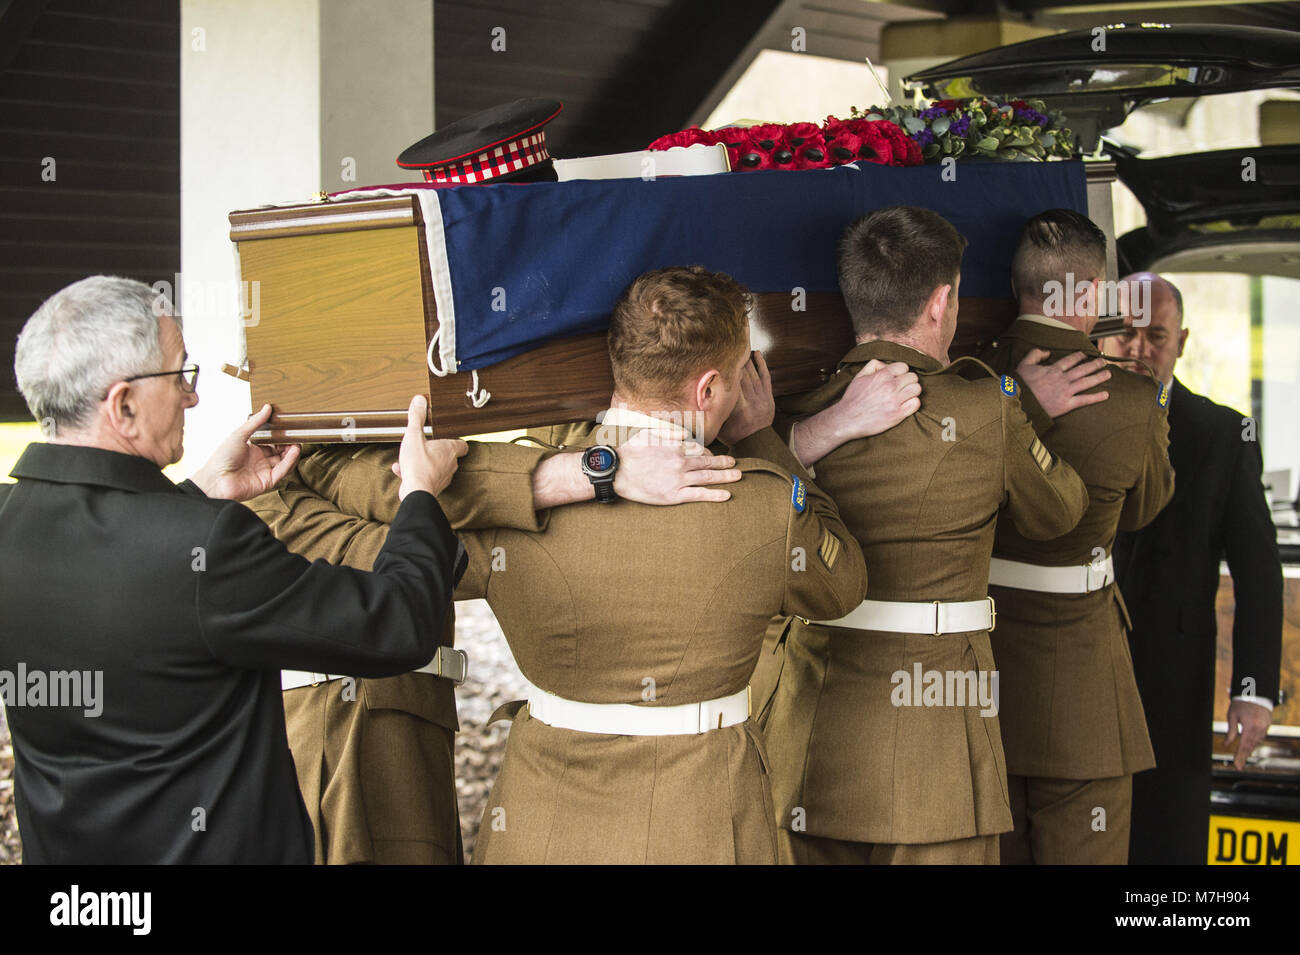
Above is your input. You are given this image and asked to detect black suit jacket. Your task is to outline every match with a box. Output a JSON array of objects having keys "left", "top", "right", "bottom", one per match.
[
  {"left": 1113, "top": 378, "right": 1283, "bottom": 862},
  {"left": 0, "top": 443, "right": 464, "bottom": 864}
]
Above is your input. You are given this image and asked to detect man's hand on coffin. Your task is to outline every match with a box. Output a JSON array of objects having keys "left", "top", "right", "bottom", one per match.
[
  {"left": 1015, "top": 349, "right": 1110, "bottom": 419},
  {"left": 716, "top": 350, "right": 776, "bottom": 447},
  {"left": 613, "top": 431, "right": 742, "bottom": 505},
  {"left": 392, "top": 395, "right": 469, "bottom": 500},
  {"left": 789, "top": 360, "right": 920, "bottom": 467},
  {"left": 189, "top": 403, "right": 301, "bottom": 501}
]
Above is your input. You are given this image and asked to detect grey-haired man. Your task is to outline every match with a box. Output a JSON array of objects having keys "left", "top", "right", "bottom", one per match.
[{"left": 1, "top": 274, "right": 467, "bottom": 863}]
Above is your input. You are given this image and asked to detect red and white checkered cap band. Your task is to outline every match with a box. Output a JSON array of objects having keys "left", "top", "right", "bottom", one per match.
[{"left": 425, "top": 132, "right": 550, "bottom": 184}]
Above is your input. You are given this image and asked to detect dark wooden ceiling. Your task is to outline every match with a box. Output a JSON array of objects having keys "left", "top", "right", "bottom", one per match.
[
  {"left": 434, "top": 0, "right": 785, "bottom": 159},
  {"left": 0, "top": 0, "right": 180, "bottom": 422}
]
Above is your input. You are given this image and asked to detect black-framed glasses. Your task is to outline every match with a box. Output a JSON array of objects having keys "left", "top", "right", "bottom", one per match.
[{"left": 124, "top": 364, "right": 200, "bottom": 393}]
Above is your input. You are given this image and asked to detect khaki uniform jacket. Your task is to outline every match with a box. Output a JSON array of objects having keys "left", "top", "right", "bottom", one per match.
[
  {"left": 250, "top": 442, "right": 552, "bottom": 733},
  {"left": 762, "top": 340, "right": 1090, "bottom": 845},
  {"left": 464, "top": 425, "right": 866, "bottom": 864},
  {"left": 979, "top": 317, "right": 1174, "bottom": 779},
  {"left": 264, "top": 427, "right": 867, "bottom": 864},
  {"left": 246, "top": 441, "right": 553, "bottom": 862}
]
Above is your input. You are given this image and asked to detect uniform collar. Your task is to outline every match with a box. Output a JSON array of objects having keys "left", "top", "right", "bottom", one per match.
[
  {"left": 1003, "top": 315, "right": 1098, "bottom": 355},
  {"left": 597, "top": 406, "right": 696, "bottom": 440},
  {"left": 8, "top": 443, "right": 180, "bottom": 495},
  {"left": 840, "top": 339, "right": 945, "bottom": 373},
  {"left": 1017, "top": 312, "right": 1077, "bottom": 332}
]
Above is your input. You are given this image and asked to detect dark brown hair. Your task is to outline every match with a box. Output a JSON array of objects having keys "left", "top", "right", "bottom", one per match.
[
  {"left": 1011, "top": 208, "right": 1107, "bottom": 303},
  {"left": 837, "top": 206, "right": 967, "bottom": 338},
  {"left": 608, "top": 266, "right": 751, "bottom": 401}
]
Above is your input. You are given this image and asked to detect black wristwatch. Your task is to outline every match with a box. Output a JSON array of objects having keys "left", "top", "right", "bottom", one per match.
[{"left": 581, "top": 445, "right": 619, "bottom": 503}]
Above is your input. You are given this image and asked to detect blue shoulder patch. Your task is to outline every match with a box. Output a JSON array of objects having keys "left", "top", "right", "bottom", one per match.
[
  {"left": 1157, "top": 381, "right": 1169, "bottom": 409},
  {"left": 1000, "top": 375, "right": 1019, "bottom": 398},
  {"left": 791, "top": 475, "right": 807, "bottom": 513}
]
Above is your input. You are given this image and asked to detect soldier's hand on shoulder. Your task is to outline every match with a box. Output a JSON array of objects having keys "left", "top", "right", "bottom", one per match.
[
  {"left": 615, "top": 431, "right": 740, "bottom": 504},
  {"left": 717, "top": 350, "right": 775, "bottom": 447},
  {"left": 1016, "top": 349, "right": 1111, "bottom": 419},
  {"left": 840, "top": 360, "right": 920, "bottom": 438},
  {"left": 788, "top": 360, "right": 919, "bottom": 467},
  {"left": 393, "top": 395, "right": 468, "bottom": 499}
]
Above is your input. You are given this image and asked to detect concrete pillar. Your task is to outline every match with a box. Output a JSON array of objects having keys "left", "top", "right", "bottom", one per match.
[{"left": 178, "top": 0, "right": 433, "bottom": 470}]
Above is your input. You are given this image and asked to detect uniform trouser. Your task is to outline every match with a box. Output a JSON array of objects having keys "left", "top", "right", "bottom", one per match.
[
  {"left": 782, "top": 829, "right": 999, "bottom": 865},
  {"left": 1001, "top": 773, "right": 1132, "bottom": 865},
  {"left": 284, "top": 682, "right": 463, "bottom": 865}
]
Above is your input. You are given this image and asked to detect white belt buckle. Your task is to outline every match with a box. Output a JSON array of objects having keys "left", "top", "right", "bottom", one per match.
[
  {"left": 931, "top": 600, "right": 943, "bottom": 636},
  {"left": 696, "top": 685, "right": 751, "bottom": 733},
  {"left": 986, "top": 595, "right": 996, "bottom": 634},
  {"left": 435, "top": 647, "right": 469, "bottom": 686}
]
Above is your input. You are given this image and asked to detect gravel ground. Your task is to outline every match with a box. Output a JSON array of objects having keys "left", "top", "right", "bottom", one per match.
[
  {"left": 453, "top": 599, "right": 527, "bottom": 860},
  {"left": 0, "top": 600, "right": 525, "bottom": 866},
  {"left": 1, "top": 705, "right": 17, "bottom": 865}
]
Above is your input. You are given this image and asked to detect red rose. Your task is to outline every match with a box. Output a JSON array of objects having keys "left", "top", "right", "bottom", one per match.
[
  {"left": 824, "top": 131, "right": 862, "bottom": 164},
  {"left": 901, "top": 135, "right": 922, "bottom": 166},
  {"left": 732, "top": 145, "right": 773, "bottom": 171},
  {"left": 855, "top": 124, "right": 894, "bottom": 165},
  {"left": 794, "top": 140, "right": 831, "bottom": 169},
  {"left": 646, "top": 127, "right": 718, "bottom": 150},
  {"left": 829, "top": 117, "right": 875, "bottom": 140},
  {"left": 745, "top": 123, "right": 789, "bottom": 151},
  {"left": 707, "top": 127, "right": 747, "bottom": 170},
  {"left": 933, "top": 99, "right": 961, "bottom": 112},
  {"left": 872, "top": 120, "right": 923, "bottom": 167},
  {"left": 786, "top": 121, "right": 822, "bottom": 146}
]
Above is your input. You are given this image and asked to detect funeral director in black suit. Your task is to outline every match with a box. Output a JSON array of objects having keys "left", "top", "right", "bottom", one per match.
[
  {"left": 1108, "top": 272, "right": 1283, "bottom": 865},
  {"left": 1, "top": 275, "right": 468, "bottom": 864}
]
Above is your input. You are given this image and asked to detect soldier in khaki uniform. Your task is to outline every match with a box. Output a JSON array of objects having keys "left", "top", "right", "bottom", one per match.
[
  {"left": 249, "top": 441, "right": 546, "bottom": 864},
  {"left": 249, "top": 408, "right": 746, "bottom": 864},
  {"left": 760, "top": 206, "right": 1091, "bottom": 865},
  {"left": 977, "top": 209, "right": 1175, "bottom": 865},
  {"left": 261, "top": 266, "right": 878, "bottom": 863}
]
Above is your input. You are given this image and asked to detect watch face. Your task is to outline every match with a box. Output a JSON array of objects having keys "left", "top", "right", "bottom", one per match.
[{"left": 584, "top": 446, "right": 616, "bottom": 475}]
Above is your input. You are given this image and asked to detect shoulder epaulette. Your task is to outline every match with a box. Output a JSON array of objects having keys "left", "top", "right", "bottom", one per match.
[
  {"left": 1102, "top": 354, "right": 1160, "bottom": 377},
  {"left": 924, "top": 355, "right": 999, "bottom": 380}
]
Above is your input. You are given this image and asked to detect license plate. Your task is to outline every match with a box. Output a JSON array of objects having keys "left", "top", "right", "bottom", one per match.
[{"left": 1208, "top": 815, "right": 1299, "bottom": 865}]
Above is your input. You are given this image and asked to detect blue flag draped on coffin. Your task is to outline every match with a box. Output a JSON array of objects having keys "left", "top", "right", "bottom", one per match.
[{"left": 425, "top": 160, "right": 1087, "bottom": 372}]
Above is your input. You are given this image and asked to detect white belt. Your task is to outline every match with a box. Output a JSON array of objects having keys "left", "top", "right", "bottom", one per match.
[
  {"left": 526, "top": 685, "right": 750, "bottom": 736},
  {"left": 989, "top": 555, "right": 1114, "bottom": 594},
  {"left": 814, "top": 597, "right": 995, "bottom": 635},
  {"left": 280, "top": 646, "right": 468, "bottom": 692}
]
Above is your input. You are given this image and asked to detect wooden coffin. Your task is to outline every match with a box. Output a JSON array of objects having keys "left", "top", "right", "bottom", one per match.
[{"left": 229, "top": 163, "right": 1116, "bottom": 443}]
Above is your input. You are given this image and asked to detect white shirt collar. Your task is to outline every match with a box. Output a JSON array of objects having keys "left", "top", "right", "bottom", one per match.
[
  {"left": 595, "top": 406, "right": 698, "bottom": 442},
  {"left": 1017, "top": 312, "right": 1080, "bottom": 332}
]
